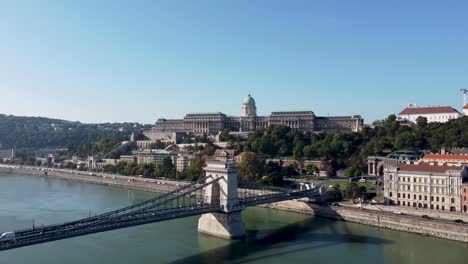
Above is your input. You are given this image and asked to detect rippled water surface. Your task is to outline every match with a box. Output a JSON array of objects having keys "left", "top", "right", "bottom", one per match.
[{"left": 1, "top": 173, "right": 468, "bottom": 264}]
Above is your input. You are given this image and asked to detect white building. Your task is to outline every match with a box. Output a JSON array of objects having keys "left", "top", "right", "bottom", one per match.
[
  {"left": 384, "top": 162, "right": 468, "bottom": 212},
  {"left": 463, "top": 104, "right": 468, "bottom": 116},
  {"left": 175, "top": 154, "right": 195, "bottom": 172},
  {"left": 398, "top": 106, "right": 462, "bottom": 123}
]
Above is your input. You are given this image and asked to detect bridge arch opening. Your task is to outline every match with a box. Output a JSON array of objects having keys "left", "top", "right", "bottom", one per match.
[{"left": 210, "top": 181, "right": 221, "bottom": 206}]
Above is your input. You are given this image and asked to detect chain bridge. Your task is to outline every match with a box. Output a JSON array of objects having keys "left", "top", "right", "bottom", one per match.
[{"left": 0, "top": 158, "right": 320, "bottom": 251}]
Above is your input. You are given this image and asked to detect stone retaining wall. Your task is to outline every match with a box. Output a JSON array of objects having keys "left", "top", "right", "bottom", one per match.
[
  {"left": 262, "top": 200, "right": 468, "bottom": 243},
  {"left": 0, "top": 167, "right": 180, "bottom": 193}
]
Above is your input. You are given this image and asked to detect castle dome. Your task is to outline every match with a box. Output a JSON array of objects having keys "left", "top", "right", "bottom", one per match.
[{"left": 243, "top": 94, "right": 256, "bottom": 106}]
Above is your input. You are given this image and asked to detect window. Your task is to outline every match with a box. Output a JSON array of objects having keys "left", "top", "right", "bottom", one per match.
[
  {"left": 419, "top": 195, "right": 422, "bottom": 200},
  {"left": 424, "top": 195, "right": 427, "bottom": 200},
  {"left": 389, "top": 192, "right": 393, "bottom": 197},
  {"left": 430, "top": 204, "right": 434, "bottom": 209},
  {"left": 414, "top": 194, "right": 416, "bottom": 199},
  {"left": 403, "top": 193, "right": 406, "bottom": 198},
  {"left": 398, "top": 193, "right": 401, "bottom": 198},
  {"left": 413, "top": 203, "right": 417, "bottom": 207},
  {"left": 436, "top": 205, "right": 439, "bottom": 210},
  {"left": 442, "top": 206, "right": 445, "bottom": 211},
  {"left": 451, "top": 198, "right": 455, "bottom": 203},
  {"left": 414, "top": 178, "right": 416, "bottom": 183},
  {"left": 403, "top": 201, "right": 406, "bottom": 206},
  {"left": 436, "top": 197, "right": 439, "bottom": 202},
  {"left": 442, "top": 197, "right": 445, "bottom": 203},
  {"left": 397, "top": 201, "right": 401, "bottom": 205},
  {"left": 431, "top": 196, "right": 434, "bottom": 201}
]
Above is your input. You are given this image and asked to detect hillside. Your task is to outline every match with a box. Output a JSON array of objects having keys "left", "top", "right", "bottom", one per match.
[{"left": 0, "top": 114, "right": 152, "bottom": 149}]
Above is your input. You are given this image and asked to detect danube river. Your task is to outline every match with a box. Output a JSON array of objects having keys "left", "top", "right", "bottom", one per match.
[{"left": 1, "top": 173, "right": 468, "bottom": 264}]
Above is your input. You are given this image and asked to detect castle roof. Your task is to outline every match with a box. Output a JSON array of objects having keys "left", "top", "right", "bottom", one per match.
[
  {"left": 243, "top": 94, "right": 256, "bottom": 106},
  {"left": 399, "top": 106, "right": 460, "bottom": 115}
]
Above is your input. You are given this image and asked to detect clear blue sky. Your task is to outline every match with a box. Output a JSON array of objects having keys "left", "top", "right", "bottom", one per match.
[{"left": 1, "top": 0, "right": 467, "bottom": 124}]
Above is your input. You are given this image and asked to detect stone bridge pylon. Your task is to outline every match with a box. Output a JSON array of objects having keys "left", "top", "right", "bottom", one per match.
[{"left": 197, "top": 158, "right": 246, "bottom": 239}]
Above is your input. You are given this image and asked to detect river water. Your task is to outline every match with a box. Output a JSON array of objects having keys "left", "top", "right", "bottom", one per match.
[{"left": 1, "top": 173, "right": 468, "bottom": 264}]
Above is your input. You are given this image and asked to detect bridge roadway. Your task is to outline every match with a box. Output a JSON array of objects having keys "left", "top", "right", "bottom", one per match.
[{"left": 0, "top": 187, "right": 319, "bottom": 251}]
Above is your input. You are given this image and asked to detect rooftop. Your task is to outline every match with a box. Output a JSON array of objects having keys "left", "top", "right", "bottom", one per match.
[
  {"left": 185, "top": 112, "right": 226, "bottom": 117},
  {"left": 422, "top": 154, "right": 468, "bottom": 162},
  {"left": 399, "top": 106, "right": 461, "bottom": 115},
  {"left": 398, "top": 162, "right": 464, "bottom": 173},
  {"left": 270, "top": 111, "right": 314, "bottom": 115},
  {"left": 243, "top": 94, "right": 256, "bottom": 106}
]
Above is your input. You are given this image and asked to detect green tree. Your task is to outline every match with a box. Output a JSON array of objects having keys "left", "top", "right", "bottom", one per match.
[
  {"left": 185, "top": 156, "right": 205, "bottom": 181},
  {"left": 306, "top": 164, "right": 319, "bottom": 175},
  {"left": 416, "top": 116, "right": 428, "bottom": 128},
  {"left": 161, "top": 156, "right": 175, "bottom": 178},
  {"left": 345, "top": 166, "right": 361, "bottom": 177},
  {"left": 292, "top": 141, "right": 304, "bottom": 161},
  {"left": 238, "top": 152, "right": 265, "bottom": 182},
  {"left": 116, "top": 161, "right": 128, "bottom": 174},
  {"left": 102, "top": 164, "right": 117, "bottom": 173}
]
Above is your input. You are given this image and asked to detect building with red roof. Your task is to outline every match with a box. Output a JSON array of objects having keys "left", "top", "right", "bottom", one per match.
[
  {"left": 421, "top": 154, "right": 468, "bottom": 165},
  {"left": 384, "top": 162, "right": 468, "bottom": 212},
  {"left": 398, "top": 106, "right": 462, "bottom": 124}
]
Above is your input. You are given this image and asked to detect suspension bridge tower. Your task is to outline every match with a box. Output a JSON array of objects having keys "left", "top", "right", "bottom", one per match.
[{"left": 197, "top": 156, "right": 246, "bottom": 239}]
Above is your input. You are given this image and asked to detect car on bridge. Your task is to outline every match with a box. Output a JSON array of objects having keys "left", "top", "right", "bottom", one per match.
[{"left": 0, "top": 232, "right": 15, "bottom": 243}]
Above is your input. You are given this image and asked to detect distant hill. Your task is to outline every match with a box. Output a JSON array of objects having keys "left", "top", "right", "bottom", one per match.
[{"left": 0, "top": 114, "right": 152, "bottom": 149}]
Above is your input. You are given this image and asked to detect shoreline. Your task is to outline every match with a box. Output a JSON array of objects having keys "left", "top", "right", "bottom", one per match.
[
  {"left": 0, "top": 166, "right": 182, "bottom": 193},
  {"left": 2, "top": 165, "right": 468, "bottom": 243}
]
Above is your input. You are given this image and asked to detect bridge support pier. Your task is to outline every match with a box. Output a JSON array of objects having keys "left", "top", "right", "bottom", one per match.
[
  {"left": 198, "top": 212, "right": 245, "bottom": 239},
  {"left": 197, "top": 158, "right": 246, "bottom": 239}
]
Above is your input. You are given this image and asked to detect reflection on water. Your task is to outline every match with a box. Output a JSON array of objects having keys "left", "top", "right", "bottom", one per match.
[{"left": 1, "top": 173, "right": 468, "bottom": 264}]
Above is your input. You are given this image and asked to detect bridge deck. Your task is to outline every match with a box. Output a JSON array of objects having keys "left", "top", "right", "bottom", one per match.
[{"left": 0, "top": 183, "right": 318, "bottom": 251}]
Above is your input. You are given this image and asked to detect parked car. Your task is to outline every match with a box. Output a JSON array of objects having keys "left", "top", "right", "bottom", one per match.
[
  {"left": 393, "top": 211, "right": 404, "bottom": 215},
  {"left": 454, "top": 219, "right": 464, "bottom": 224},
  {"left": 421, "top": 215, "right": 431, "bottom": 219}
]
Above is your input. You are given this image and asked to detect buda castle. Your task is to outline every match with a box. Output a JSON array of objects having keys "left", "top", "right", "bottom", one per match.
[{"left": 153, "top": 95, "right": 363, "bottom": 134}]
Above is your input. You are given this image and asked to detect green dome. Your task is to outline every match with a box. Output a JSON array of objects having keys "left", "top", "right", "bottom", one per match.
[{"left": 243, "top": 94, "right": 256, "bottom": 106}]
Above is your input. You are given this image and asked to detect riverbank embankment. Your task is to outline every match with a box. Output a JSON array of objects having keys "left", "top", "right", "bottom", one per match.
[
  {"left": 0, "top": 166, "right": 182, "bottom": 193},
  {"left": 262, "top": 200, "right": 468, "bottom": 243}
]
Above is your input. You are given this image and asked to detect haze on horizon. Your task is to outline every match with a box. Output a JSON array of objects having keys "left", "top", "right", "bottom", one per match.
[{"left": 1, "top": 0, "right": 467, "bottom": 124}]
